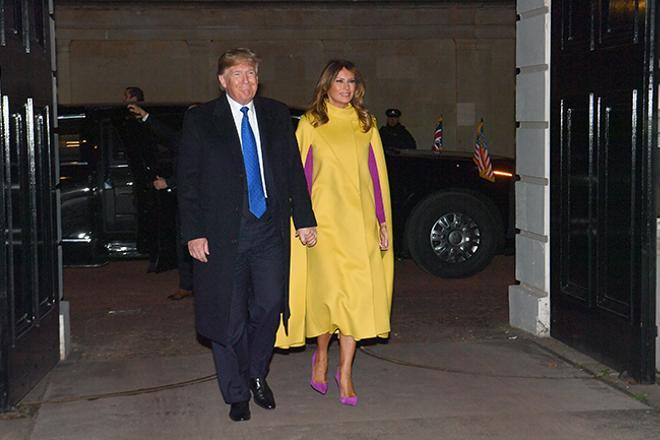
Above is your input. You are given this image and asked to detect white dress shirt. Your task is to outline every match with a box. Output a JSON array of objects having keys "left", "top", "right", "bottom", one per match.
[{"left": 225, "top": 94, "right": 268, "bottom": 198}]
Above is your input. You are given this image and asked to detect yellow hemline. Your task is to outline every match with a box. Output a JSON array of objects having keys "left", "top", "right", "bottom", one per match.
[
  {"left": 306, "top": 329, "right": 391, "bottom": 342},
  {"left": 274, "top": 342, "right": 307, "bottom": 350}
]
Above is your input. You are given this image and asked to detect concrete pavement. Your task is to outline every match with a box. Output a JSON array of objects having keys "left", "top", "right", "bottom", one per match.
[
  {"left": 17, "top": 336, "right": 660, "bottom": 439},
  {"left": 2, "top": 257, "right": 659, "bottom": 439}
]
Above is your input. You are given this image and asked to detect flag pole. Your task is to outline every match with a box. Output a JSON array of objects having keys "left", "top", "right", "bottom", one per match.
[{"left": 476, "top": 118, "right": 484, "bottom": 136}]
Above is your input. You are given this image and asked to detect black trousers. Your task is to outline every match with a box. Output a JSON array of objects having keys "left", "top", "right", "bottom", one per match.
[{"left": 211, "top": 214, "right": 286, "bottom": 404}]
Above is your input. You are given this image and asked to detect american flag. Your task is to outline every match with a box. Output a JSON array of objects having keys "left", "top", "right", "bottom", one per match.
[
  {"left": 473, "top": 120, "right": 495, "bottom": 182},
  {"left": 432, "top": 116, "right": 443, "bottom": 152}
]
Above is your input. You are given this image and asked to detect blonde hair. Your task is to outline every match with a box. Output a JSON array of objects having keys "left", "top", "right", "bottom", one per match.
[
  {"left": 307, "top": 59, "right": 373, "bottom": 132},
  {"left": 217, "top": 48, "right": 261, "bottom": 75}
]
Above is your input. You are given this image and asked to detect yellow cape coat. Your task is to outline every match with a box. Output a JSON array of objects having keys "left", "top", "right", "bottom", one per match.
[{"left": 275, "top": 103, "right": 394, "bottom": 348}]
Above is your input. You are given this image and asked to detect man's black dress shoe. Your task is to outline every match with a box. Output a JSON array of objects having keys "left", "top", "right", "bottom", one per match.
[
  {"left": 229, "top": 401, "right": 251, "bottom": 422},
  {"left": 250, "top": 378, "right": 276, "bottom": 409}
]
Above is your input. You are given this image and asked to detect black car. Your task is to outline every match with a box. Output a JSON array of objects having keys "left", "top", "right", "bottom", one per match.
[
  {"left": 59, "top": 105, "right": 514, "bottom": 278},
  {"left": 58, "top": 104, "right": 186, "bottom": 269},
  {"left": 384, "top": 149, "right": 514, "bottom": 278}
]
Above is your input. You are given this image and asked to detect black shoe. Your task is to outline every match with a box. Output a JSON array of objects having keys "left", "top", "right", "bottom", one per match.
[
  {"left": 250, "top": 377, "right": 276, "bottom": 409},
  {"left": 229, "top": 401, "right": 251, "bottom": 422}
]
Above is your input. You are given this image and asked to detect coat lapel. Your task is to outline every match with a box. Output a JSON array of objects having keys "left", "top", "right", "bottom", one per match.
[
  {"left": 211, "top": 94, "right": 243, "bottom": 168},
  {"left": 253, "top": 97, "right": 272, "bottom": 162}
]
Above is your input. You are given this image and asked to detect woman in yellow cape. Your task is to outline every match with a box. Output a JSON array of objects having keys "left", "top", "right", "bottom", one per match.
[{"left": 275, "top": 59, "right": 394, "bottom": 406}]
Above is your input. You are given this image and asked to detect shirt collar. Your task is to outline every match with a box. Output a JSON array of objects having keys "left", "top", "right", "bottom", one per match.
[{"left": 225, "top": 93, "right": 255, "bottom": 115}]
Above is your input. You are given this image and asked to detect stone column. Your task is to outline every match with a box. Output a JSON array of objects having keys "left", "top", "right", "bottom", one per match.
[
  {"left": 656, "top": 220, "right": 660, "bottom": 370},
  {"left": 508, "top": 0, "right": 550, "bottom": 336}
]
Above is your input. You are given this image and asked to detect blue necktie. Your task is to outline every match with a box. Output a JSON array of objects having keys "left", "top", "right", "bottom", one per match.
[{"left": 240, "top": 106, "right": 266, "bottom": 218}]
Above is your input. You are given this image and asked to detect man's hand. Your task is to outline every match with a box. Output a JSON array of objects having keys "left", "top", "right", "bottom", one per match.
[
  {"left": 153, "top": 176, "right": 168, "bottom": 190},
  {"left": 188, "top": 238, "right": 209, "bottom": 262},
  {"left": 379, "top": 223, "right": 389, "bottom": 251},
  {"left": 297, "top": 227, "right": 317, "bottom": 247},
  {"left": 127, "top": 103, "right": 148, "bottom": 120}
]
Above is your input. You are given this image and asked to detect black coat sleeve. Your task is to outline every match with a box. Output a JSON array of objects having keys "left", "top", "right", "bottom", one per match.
[
  {"left": 144, "top": 115, "right": 182, "bottom": 187},
  {"left": 145, "top": 115, "right": 182, "bottom": 153},
  {"left": 403, "top": 127, "right": 417, "bottom": 149},
  {"left": 283, "top": 107, "right": 316, "bottom": 230},
  {"left": 177, "top": 109, "right": 205, "bottom": 242}
]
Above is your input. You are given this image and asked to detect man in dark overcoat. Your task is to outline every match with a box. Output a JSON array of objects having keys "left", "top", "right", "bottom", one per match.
[{"left": 177, "top": 48, "right": 317, "bottom": 422}]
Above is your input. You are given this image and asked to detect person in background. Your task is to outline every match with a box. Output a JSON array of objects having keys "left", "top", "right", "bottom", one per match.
[
  {"left": 379, "top": 108, "right": 416, "bottom": 151},
  {"left": 275, "top": 59, "right": 394, "bottom": 408},
  {"left": 127, "top": 102, "right": 194, "bottom": 300},
  {"left": 177, "top": 48, "right": 317, "bottom": 422},
  {"left": 123, "top": 86, "right": 144, "bottom": 103},
  {"left": 120, "top": 86, "right": 157, "bottom": 255}
]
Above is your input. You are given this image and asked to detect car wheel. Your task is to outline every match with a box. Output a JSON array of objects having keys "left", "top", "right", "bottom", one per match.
[{"left": 405, "top": 192, "right": 498, "bottom": 278}]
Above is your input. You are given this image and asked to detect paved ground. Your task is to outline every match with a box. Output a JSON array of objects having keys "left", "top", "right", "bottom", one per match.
[
  {"left": 2, "top": 256, "right": 660, "bottom": 439},
  {"left": 61, "top": 256, "right": 512, "bottom": 361}
]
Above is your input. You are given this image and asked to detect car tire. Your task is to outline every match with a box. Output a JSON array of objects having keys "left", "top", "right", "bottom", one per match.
[{"left": 405, "top": 192, "right": 498, "bottom": 278}]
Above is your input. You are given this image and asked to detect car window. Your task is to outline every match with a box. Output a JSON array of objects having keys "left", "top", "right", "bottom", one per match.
[
  {"left": 58, "top": 113, "right": 88, "bottom": 163},
  {"left": 59, "top": 106, "right": 187, "bottom": 184},
  {"left": 58, "top": 113, "right": 98, "bottom": 183}
]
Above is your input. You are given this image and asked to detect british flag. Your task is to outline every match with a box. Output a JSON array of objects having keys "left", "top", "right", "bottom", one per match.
[
  {"left": 432, "top": 116, "right": 443, "bottom": 152},
  {"left": 473, "top": 120, "right": 495, "bottom": 182}
]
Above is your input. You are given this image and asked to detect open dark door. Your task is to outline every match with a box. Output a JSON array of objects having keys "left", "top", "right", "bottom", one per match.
[
  {"left": 0, "top": 0, "right": 60, "bottom": 410},
  {"left": 105, "top": 110, "right": 177, "bottom": 272},
  {"left": 100, "top": 116, "right": 144, "bottom": 247},
  {"left": 550, "top": 0, "right": 657, "bottom": 382}
]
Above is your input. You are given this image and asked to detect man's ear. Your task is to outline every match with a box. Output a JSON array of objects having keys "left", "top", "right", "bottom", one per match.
[{"left": 218, "top": 74, "right": 226, "bottom": 90}]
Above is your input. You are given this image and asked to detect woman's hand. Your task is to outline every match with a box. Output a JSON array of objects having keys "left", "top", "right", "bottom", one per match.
[
  {"left": 297, "top": 227, "right": 318, "bottom": 247},
  {"left": 379, "top": 223, "right": 389, "bottom": 251}
]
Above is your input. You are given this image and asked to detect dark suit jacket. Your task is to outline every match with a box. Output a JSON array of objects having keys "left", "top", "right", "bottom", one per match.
[
  {"left": 379, "top": 123, "right": 417, "bottom": 150},
  {"left": 144, "top": 115, "right": 181, "bottom": 188},
  {"left": 177, "top": 94, "right": 316, "bottom": 343}
]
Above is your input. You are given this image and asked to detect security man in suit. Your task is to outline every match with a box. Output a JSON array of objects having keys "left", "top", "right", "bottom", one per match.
[
  {"left": 177, "top": 48, "right": 317, "bottom": 422},
  {"left": 379, "top": 108, "right": 417, "bottom": 151},
  {"left": 127, "top": 102, "right": 195, "bottom": 300}
]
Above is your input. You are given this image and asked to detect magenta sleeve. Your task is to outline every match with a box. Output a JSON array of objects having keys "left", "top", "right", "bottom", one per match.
[
  {"left": 304, "top": 145, "right": 313, "bottom": 195},
  {"left": 368, "top": 144, "right": 386, "bottom": 224}
]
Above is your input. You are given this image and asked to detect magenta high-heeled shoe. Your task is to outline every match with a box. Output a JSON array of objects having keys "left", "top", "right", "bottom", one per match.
[
  {"left": 310, "top": 352, "right": 328, "bottom": 395},
  {"left": 334, "top": 369, "right": 358, "bottom": 406}
]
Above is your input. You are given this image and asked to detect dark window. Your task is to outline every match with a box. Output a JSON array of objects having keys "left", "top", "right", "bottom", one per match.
[
  {"left": 12, "top": 0, "right": 22, "bottom": 38},
  {"left": 58, "top": 114, "right": 98, "bottom": 183},
  {"left": 1, "top": 0, "right": 6, "bottom": 46},
  {"left": 58, "top": 114, "right": 87, "bottom": 162},
  {"left": 31, "top": 0, "right": 44, "bottom": 47}
]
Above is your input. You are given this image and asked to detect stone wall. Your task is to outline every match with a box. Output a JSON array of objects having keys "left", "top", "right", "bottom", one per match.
[
  {"left": 508, "top": 0, "right": 549, "bottom": 336},
  {"left": 55, "top": 1, "right": 515, "bottom": 155}
]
